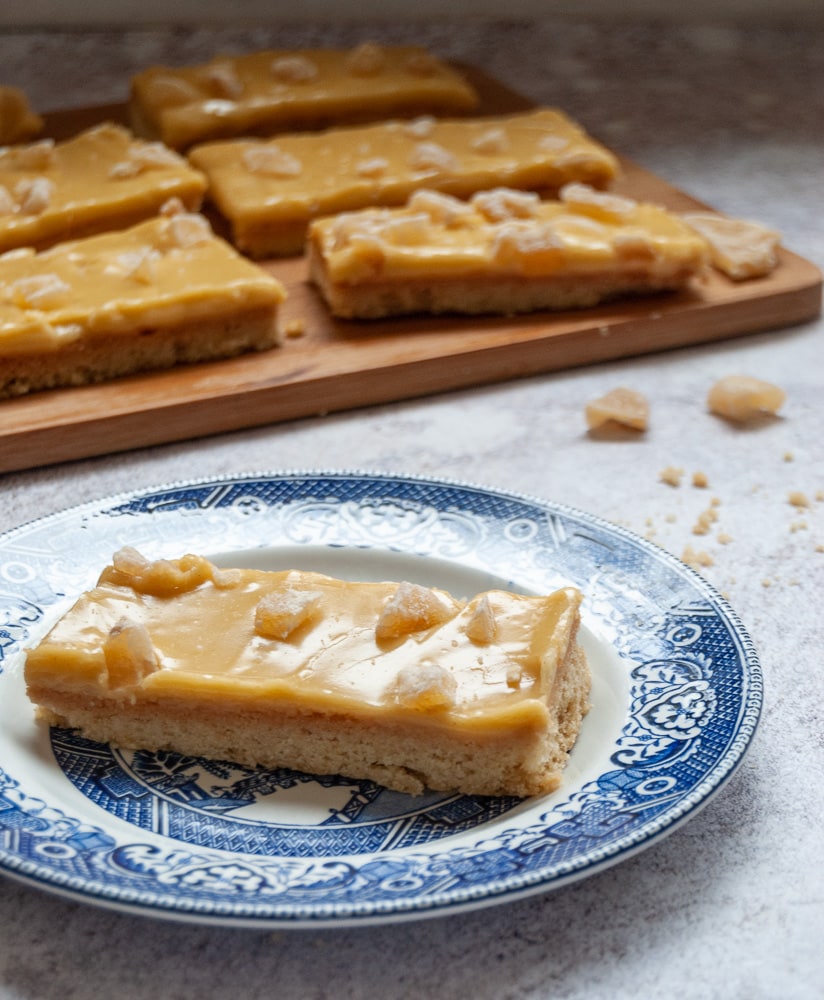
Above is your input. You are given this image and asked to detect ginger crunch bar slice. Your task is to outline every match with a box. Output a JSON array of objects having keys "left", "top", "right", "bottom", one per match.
[
  {"left": 0, "top": 212, "right": 285, "bottom": 399},
  {"left": 188, "top": 108, "right": 619, "bottom": 258},
  {"left": 130, "top": 43, "right": 479, "bottom": 151},
  {"left": 0, "top": 123, "right": 207, "bottom": 255},
  {"left": 24, "top": 549, "right": 591, "bottom": 798},
  {"left": 307, "top": 184, "right": 710, "bottom": 319}
]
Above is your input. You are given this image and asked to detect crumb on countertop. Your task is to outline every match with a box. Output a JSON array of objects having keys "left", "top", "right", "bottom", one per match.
[
  {"left": 659, "top": 466, "right": 684, "bottom": 487},
  {"left": 283, "top": 317, "right": 306, "bottom": 338},
  {"left": 788, "top": 491, "right": 810, "bottom": 508},
  {"left": 682, "top": 544, "right": 714, "bottom": 568}
]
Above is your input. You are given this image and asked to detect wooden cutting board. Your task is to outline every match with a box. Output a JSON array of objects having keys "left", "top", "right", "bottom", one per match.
[{"left": 1, "top": 66, "right": 820, "bottom": 474}]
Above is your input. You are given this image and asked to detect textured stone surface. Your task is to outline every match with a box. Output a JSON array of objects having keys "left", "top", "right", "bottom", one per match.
[{"left": 0, "top": 18, "right": 821, "bottom": 1000}]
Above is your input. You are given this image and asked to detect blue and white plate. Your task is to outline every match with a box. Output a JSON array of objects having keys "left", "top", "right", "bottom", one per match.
[{"left": 0, "top": 471, "right": 761, "bottom": 927}]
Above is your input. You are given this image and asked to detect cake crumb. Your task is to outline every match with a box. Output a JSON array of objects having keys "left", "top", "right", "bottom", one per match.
[
  {"left": 790, "top": 520, "right": 808, "bottom": 533},
  {"left": 660, "top": 466, "right": 684, "bottom": 487},
  {"left": 682, "top": 544, "right": 714, "bottom": 568},
  {"left": 283, "top": 317, "right": 306, "bottom": 338},
  {"left": 761, "top": 578, "right": 772, "bottom": 588},
  {"left": 717, "top": 532, "right": 733, "bottom": 544},
  {"left": 783, "top": 451, "right": 794, "bottom": 462},
  {"left": 692, "top": 471, "right": 709, "bottom": 488},
  {"left": 692, "top": 507, "right": 719, "bottom": 535},
  {"left": 788, "top": 491, "right": 810, "bottom": 508}
]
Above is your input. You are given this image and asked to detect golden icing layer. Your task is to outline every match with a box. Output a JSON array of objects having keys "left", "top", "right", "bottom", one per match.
[
  {"left": 0, "top": 212, "right": 285, "bottom": 356},
  {"left": 25, "top": 549, "right": 583, "bottom": 734},
  {"left": 0, "top": 123, "right": 207, "bottom": 254},
  {"left": 189, "top": 108, "right": 619, "bottom": 257},
  {"left": 131, "top": 44, "right": 479, "bottom": 150},
  {"left": 309, "top": 183, "right": 710, "bottom": 285}
]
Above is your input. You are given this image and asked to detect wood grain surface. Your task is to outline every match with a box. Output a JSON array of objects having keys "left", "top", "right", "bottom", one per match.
[{"left": 1, "top": 65, "right": 820, "bottom": 474}]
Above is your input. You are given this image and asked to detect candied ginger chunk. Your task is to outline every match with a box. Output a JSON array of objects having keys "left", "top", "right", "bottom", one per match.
[
  {"left": 0, "top": 185, "right": 15, "bottom": 215},
  {"left": 707, "top": 375, "right": 785, "bottom": 421},
  {"left": 465, "top": 595, "right": 497, "bottom": 644},
  {"left": 586, "top": 387, "right": 649, "bottom": 431},
  {"left": 471, "top": 127, "right": 510, "bottom": 155},
  {"left": 408, "top": 141, "right": 458, "bottom": 173},
  {"left": 144, "top": 75, "right": 201, "bottom": 107},
  {"left": 375, "top": 581, "right": 458, "bottom": 642},
  {"left": 355, "top": 157, "right": 389, "bottom": 178},
  {"left": 164, "top": 212, "right": 213, "bottom": 249},
  {"left": 242, "top": 144, "right": 303, "bottom": 178},
  {"left": 255, "top": 588, "right": 322, "bottom": 641},
  {"left": 560, "top": 183, "right": 636, "bottom": 222},
  {"left": 407, "top": 189, "right": 474, "bottom": 226},
  {"left": 473, "top": 188, "right": 540, "bottom": 222},
  {"left": 402, "top": 116, "right": 435, "bottom": 139},
  {"left": 681, "top": 212, "right": 779, "bottom": 280},
  {"left": 392, "top": 661, "right": 457, "bottom": 711},
  {"left": 0, "top": 86, "right": 43, "bottom": 145},
  {"left": 102, "top": 618, "right": 160, "bottom": 690},
  {"left": 346, "top": 42, "right": 387, "bottom": 77},
  {"left": 3, "top": 139, "right": 55, "bottom": 171},
  {"left": 204, "top": 62, "right": 244, "bottom": 99},
  {"left": 104, "top": 548, "right": 214, "bottom": 596},
  {"left": 16, "top": 177, "right": 54, "bottom": 215},
  {"left": 271, "top": 55, "right": 318, "bottom": 83},
  {"left": 8, "top": 273, "right": 71, "bottom": 309}
]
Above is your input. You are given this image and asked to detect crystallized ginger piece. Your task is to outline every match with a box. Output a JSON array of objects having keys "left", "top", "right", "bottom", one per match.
[
  {"left": 0, "top": 87, "right": 43, "bottom": 145},
  {"left": 708, "top": 375, "right": 785, "bottom": 422},
  {"left": 103, "top": 546, "right": 214, "bottom": 596},
  {"left": 681, "top": 211, "right": 779, "bottom": 280},
  {"left": 242, "top": 145, "right": 303, "bottom": 178},
  {"left": 465, "top": 594, "right": 497, "bottom": 644},
  {"left": 375, "top": 581, "right": 459, "bottom": 642},
  {"left": 255, "top": 588, "right": 322, "bottom": 641},
  {"left": 346, "top": 42, "right": 386, "bottom": 77},
  {"left": 392, "top": 661, "right": 457, "bottom": 711},
  {"left": 586, "top": 387, "right": 649, "bottom": 431},
  {"left": 102, "top": 618, "right": 160, "bottom": 690}
]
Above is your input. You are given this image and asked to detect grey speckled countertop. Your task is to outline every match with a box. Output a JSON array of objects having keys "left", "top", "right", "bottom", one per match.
[{"left": 0, "top": 19, "right": 822, "bottom": 1000}]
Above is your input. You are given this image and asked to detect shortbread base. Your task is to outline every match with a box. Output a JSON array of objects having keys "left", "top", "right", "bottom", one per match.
[
  {"left": 30, "top": 644, "right": 590, "bottom": 798},
  {"left": 0, "top": 304, "right": 280, "bottom": 399}
]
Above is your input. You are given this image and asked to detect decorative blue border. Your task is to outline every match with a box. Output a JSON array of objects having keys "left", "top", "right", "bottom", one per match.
[{"left": 0, "top": 471, "right": 762, "bottom": 926}]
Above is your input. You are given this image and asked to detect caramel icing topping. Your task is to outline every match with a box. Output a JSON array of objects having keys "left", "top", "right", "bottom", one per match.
[
  {"left": 25, "top": 550, "right": 583, "bottom": 732},
  {"left": 131, "top": 45, "right": 479, "bottom": 150},
  {"left": 0, "top": 213, "right": 285, "bottom": 355},
  {"left": 309, "top": 183, "right": 710, "bottom": 283},
  {"left": 0, "top": 123, "right": 207, "bottom": 254},
  {"left": 189, "top": 108, "right": 619, "bottom": 244}
]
